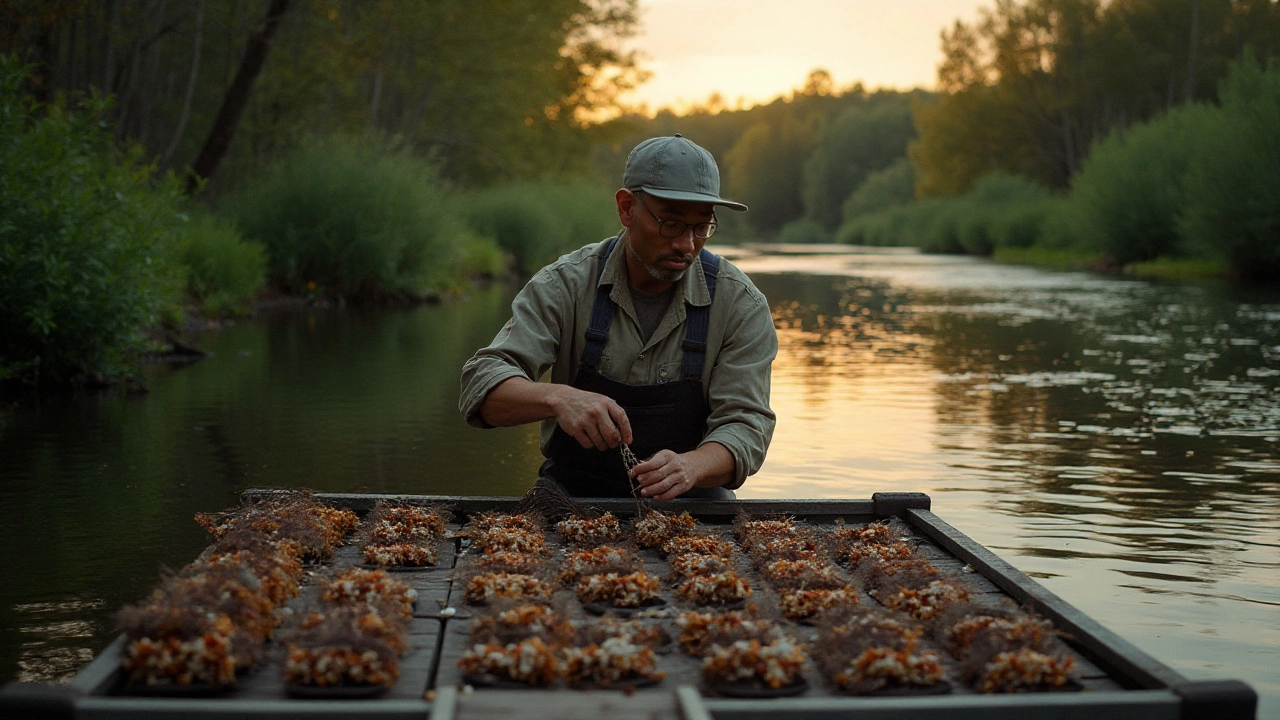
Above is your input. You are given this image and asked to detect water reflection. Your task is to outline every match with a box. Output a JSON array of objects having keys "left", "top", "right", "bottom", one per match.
[
  {"left": 12, "top": 599, "right": 104, "bottom": 684},
  {"left": 736, "top": 248, "right": 1279, "bottom": 716},
  {"left": 1, "top": 247, "right": 1277, "bottom": 716}
]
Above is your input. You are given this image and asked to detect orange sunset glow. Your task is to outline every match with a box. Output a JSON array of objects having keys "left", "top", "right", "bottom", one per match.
[{"left": 625, "top": 0, "right": 992, "bottom": 112}]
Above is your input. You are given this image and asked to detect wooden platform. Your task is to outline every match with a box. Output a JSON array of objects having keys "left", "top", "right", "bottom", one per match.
[{"left": 0, "top": 492, "right": 1258, "bottom": 720}]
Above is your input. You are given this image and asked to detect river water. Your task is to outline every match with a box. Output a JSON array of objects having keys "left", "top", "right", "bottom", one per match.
[{"left": 1, "top": 245, "right": 1276, "bottom": 715}]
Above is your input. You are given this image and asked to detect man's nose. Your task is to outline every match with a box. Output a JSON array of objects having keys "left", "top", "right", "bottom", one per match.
[{"left": 671, "top": 229, "right": 696, "bottom": 254}]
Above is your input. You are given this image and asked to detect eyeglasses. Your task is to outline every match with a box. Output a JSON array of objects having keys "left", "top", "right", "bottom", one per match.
[{"left": 636, "top": 193, "right": 718, "bottom": 240}]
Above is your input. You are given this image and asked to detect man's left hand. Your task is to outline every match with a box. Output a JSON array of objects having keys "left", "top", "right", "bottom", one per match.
[
  {"left": 631, "top": 442, "right": 736, "bottom": 501},
  {"left": 631, "top": 449, "right": 696, "bottom": 502}
]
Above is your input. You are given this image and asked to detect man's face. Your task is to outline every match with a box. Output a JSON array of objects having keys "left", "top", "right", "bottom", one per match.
[{"left": 617, "top": 190, "right": 716, "bottom": 291}]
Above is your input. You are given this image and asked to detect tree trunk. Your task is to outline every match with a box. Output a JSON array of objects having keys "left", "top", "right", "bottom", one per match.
[
  {"left": 100, "top": 0, "right": 117, "bottom": 91},
  {"left": 1184, "top": 0, "right": 1200, "bottom": 103},
  {"left": 370, "top": 69, "right": 383, "bottom": 128},
  {"left": 29, "top": 24, "right": 55, "bottom": 103},
  {"left": 185, "top": 0, "right": 290, "bottom": 193},
  {"left": 163, "top": 0, "right": 204, "bottom": 168},
  {"left": 138, "top": 0, "right": 171, "bottom": 146}
]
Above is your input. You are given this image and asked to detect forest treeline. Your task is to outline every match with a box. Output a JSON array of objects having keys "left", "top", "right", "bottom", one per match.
[
  {"left": 1, "top": 0, "right": 646, "bottom": 185},
  {"left": 854, "top": 0, "right": 1280, "bottom": 283},
  {"left": 3, "top": 0, "right": 1280, "bottom": 387},
  {"left": 1, "top": 0, "right": 641, "bottom": 385},
  {"left": 598, "top": 71, "right": 926, "bottom": 241},
  {"left": 602, "top": 0, "right": 1280, "bottom": 281}
]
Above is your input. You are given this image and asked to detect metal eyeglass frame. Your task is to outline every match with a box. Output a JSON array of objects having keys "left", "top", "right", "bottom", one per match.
[{"left": 634, "top": 192, "right": 718, "bottom": 240}]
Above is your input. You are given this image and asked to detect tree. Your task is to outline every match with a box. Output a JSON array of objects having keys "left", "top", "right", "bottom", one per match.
[
  {"left": 799, "top": 68, "right": 835, "bottom": 97},
  {"left": 186, "top": 0, "right": 291, "bottom": 192},
  {"left": 0, "top": 0, "right": 645, "bottom": 187},
  {"left": 1181, "top": 57, "right": 1280, "bottom": 278},
  {"left": 0, "top": 57, "right": 185, "bottom": 384},
  {"left": 802, "top": 97, "right": 916, "bottom": 229},
  {"left": 238, "top": 0, "right": 644, "bottom": 184},
  {"left": 841, "top": 158, "right": 916, "bottom": 222},
  {"left": 912, "top": 0, "right": 1280, "bottom": 196},
  {"left": 723, "top": 115, "right": 817, "bottom": 234}
]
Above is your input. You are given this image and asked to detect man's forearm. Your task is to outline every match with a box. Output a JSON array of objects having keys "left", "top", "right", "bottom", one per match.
[
  {"left": 687, "top": 441, "right": 735, "bottom": 488},
  {"left": 478, "top": 377, "right": 558, "bottom": 427},
  {"left": 479, "top": 377, "right": 633, "bottom": 450}
]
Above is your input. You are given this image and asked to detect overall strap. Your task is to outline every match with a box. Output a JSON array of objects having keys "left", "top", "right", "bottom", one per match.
[
  {"left": 680, "top": 249, "right": 721, "bottom": 380},
  {"left": 580, "top": 237, "right": 620, "bottom": 371}
]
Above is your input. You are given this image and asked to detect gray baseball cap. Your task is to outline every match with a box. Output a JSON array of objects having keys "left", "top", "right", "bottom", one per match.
[{"left": 623, "top": 134, "right": 748, "bottom": 212}]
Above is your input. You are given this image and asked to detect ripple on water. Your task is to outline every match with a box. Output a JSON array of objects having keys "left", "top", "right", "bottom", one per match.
[{"left": 12, "top": 598, "right": 107, "bottom": 684}]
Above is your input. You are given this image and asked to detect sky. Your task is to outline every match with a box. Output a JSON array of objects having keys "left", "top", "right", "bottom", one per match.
[{"left": 623, "top": 0, "right": 993, "bottom": 112}]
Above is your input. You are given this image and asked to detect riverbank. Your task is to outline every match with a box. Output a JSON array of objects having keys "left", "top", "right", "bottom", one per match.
[{"left": 992, "top": 246, "right": 1232, "bottom": 281}]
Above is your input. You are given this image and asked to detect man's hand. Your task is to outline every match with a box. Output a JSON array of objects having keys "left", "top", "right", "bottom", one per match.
[
  {"left": 631, "top": 443, "right": 735, "bottom": 502},
  {"left": 631, "top": 450, "right": 696, "bottom": 501},
  {"left": 479, "top": 378, "right": 632, "bottom": 450},
  {"left": 548, "top": 386, "right": 633, "bottom": 450}
]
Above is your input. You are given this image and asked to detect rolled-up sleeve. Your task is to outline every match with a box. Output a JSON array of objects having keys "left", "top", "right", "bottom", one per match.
[
  {"left": 459, "top": 268, "right": 567, "bottom": 428},
  {"left": 701, "top": 286, "right": 777, "bottom": 489}
]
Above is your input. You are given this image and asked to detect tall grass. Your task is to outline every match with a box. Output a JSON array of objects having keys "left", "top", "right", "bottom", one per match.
[
  {"left": 222, "top": 135, "right": 473, "bottom": 300},
  {"left": 1, "top": 57, "right": 185, "bottom": 384},
  {"left": 176, "top": 213, "right": 267, "bottom": 317},
  {"left": 461, "top": 182, "right": 618, "bottom": 272},
  {"left": 992, "top": 246, "right": 1099, "bottom": 270}
]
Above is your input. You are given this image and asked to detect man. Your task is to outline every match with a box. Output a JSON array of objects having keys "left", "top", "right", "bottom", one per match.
[{"left": 458, "top": 134, "right": 777, "bottom": 500}]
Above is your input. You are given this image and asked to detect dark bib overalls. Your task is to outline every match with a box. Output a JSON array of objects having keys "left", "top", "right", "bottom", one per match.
[{"left": 543, "top": 237, "right": 723, "bottom": 498}]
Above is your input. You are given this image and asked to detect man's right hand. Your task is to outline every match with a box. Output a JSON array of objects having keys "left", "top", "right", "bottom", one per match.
[
  {"left": 547, "top": 386, "right": 633, "bottom": 450},
  {"left": 478, "top": 378, "right": 632, "bottom": 450}
]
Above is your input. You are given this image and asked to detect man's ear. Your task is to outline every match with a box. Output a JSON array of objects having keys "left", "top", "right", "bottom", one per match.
[{"left": 616, "top": 188, "right": 638, "bottom": 227}]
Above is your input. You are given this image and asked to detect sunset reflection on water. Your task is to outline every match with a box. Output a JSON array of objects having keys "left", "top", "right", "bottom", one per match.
[{"left": 731, "top": 245, "right": 1279, "bottom": 717}]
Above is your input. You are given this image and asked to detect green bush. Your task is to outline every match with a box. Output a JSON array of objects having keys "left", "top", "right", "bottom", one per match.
[
  {"left": 1067, "top": 103, "right": 1218, "bottom": 264},
  {"left": 988, "top": 200, "right": 1056, "bottom": 249},
  {"left": 841, "top": 157, "right": 916, "bottom": 222},
  {"left": 836, "top": 172, "right": 1053, "bottom": 255},
  {"left": 776, "top": 218, "right": 829, "bottom": 244},
  {"left": 452, "top": 233, "right": 508, "bottom": 281},
  {"left": 835, "top": 205, "right": 904, "bottom": 246},
  {"left": 176, "top": 213, "right": 267, "bottom": 317},
  {"left": 0, "top": 57, "right": 184, "bottom": 384},
  {"left": 918, "top": 200, "right": 967, "bottom": 254},
  {"left": 953, "top": 172, "right": 1055, "bottom": 255},
  {"left": 1181, "top": 57, "right": 1280, "bottom": 279},
  {"left": 950, "top": 202, "right": 994, "bottom": 256},
  {"left": 1037, "top": 199, "right": 1085, "bottom": 250},
  {"left": 836, "top": 198, "right": 964, "bottom": 252},
  {"left": 462, "top": 182, "right": 617, "bottom": 271},
  {"left": 222, "top": 135, "right": 466, "bottom": 300}
]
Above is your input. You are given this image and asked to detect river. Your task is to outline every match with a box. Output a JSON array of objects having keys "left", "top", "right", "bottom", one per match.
[{"left": 1, "top": 245, "right": 1276, "bottom": 716}]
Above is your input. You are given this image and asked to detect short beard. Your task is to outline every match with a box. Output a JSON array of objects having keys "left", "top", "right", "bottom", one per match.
[{"left": 626, "top": 235, "right": 694, "bottom": 284}]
